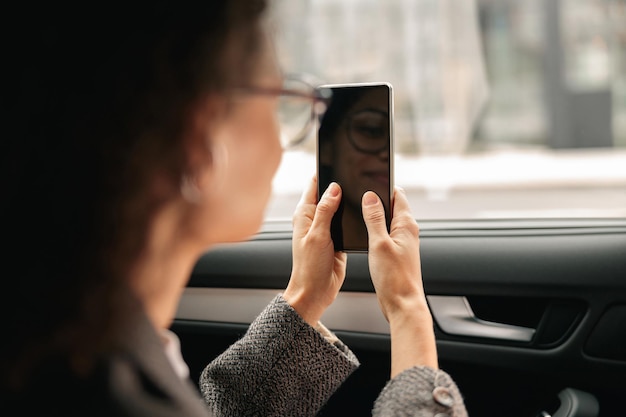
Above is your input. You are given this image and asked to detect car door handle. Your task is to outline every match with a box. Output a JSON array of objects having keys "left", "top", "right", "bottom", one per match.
[
  {"left": 552, "top": 388, "right": 599, "bottom": 417},
  {"left": 426, "top": 295, "right": 536, "bottom": 342}
]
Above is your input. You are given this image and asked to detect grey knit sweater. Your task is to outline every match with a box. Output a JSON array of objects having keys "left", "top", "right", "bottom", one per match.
[{"left": 200, "top": 295, "right": 467, "bottom": 417}]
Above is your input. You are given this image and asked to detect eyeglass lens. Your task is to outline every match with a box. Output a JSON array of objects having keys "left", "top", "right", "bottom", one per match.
[{"left": 276, "top": 78, "right": 317, "bottom": 148}]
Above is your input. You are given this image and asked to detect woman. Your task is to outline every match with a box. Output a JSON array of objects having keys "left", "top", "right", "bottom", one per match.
[{"left": 1, "top": 2, "right": 466, "bottom": 416}]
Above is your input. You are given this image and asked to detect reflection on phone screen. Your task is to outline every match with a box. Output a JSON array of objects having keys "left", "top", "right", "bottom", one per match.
[{"left": 317, "top": 83, "right": 393, "bottom": 252}]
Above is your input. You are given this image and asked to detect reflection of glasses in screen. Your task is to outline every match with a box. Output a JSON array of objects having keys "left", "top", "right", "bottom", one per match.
[{"left": 346, "top": 109, "right": 390, "bottom": 154}]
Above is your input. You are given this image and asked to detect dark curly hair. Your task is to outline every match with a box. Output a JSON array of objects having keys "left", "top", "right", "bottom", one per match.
[{"left": 1, "top": 1, "right": 267, "bottom": 389}]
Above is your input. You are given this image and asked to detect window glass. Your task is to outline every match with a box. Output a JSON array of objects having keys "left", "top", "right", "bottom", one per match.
[{"left": 266, "top": 0, "right": 626, "bottom": 221}]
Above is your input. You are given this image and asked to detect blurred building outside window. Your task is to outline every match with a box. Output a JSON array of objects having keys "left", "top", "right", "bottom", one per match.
[{"left": 265, "top": 0, "right": 626, "bottom": 221}]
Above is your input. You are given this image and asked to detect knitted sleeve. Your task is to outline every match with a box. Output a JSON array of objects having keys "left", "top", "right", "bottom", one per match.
[
  {"left": 199, "top": 294, "right": 359, "bottom": 417},
  {"left": 373, "top": 366, "right": 468, "bottom": 417}
]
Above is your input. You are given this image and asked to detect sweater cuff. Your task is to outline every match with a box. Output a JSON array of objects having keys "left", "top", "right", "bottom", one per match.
[
  {"left": 277, "top": 294, "right": 359, "bottom": 363},
  {"left": 373, "top": 366, "right": 467, "bottom": 417},
  {"left": 201, "top": 294, "right": 359, "bottom": 417}
]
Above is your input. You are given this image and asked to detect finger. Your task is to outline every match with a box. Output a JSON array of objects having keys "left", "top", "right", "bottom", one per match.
[
  {"left": 390, "top": 187, "right": 420, "bottom": 237},
  {"left": 391, "top": 187, "right": 413, "bottom": 220},
  {"left": 297, "top": 175, "right": 318, "bottom": 207},
  {"left": 308, "top": 182, "right": 342, "bottom": 236},
  {"left": 293, "top": 176, "right": 318, "bottom": 234},
  {"left": 362, "top": 191, "right": 388, "bottom": 239}
]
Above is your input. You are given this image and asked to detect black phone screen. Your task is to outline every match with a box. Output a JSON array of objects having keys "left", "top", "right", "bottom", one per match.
[{"left": 317, "top": 82, "right": 393, "bottom": 252}]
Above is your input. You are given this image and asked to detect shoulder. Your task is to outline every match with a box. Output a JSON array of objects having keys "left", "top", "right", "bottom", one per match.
[{"left": 4, "top": 353, "right": 211, "bottom": 417}]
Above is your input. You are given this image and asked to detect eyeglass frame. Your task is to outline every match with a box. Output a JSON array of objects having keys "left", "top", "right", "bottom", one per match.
[
  {"left": 344, "top": 108, "right": 391, "bottom": 155},
  {"left": 234, "top": 73, "right": 332, "bottom": 148}
]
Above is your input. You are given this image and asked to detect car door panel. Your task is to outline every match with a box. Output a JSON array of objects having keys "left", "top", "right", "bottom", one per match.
[{"left": 172, "top": 219, "right": 626, "bottom": 416}]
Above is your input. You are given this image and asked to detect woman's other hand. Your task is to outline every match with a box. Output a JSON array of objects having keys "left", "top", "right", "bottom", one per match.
[
  {"left": 362, "top": 187, "right": 438, "bottom": 376},
  {"left": 283, "top": 177, "right": 347, "bottom": 326}
]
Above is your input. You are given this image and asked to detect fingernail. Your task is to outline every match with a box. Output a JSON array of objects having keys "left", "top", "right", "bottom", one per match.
[
  {"left": 363, "top": 191, "right": 379, "bottom": 206},
  {"left": 326, "top": 182, "right": 339, "bottom": 197}
]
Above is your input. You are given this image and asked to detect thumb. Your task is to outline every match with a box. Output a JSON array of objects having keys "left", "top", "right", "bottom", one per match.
[{"left": 362, "top": 191, "right": 388, "bottom": 240}]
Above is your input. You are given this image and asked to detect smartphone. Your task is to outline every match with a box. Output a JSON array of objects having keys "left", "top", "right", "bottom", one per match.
[{"left": 316, "top": 82, "right": 394, "bottom": 252}]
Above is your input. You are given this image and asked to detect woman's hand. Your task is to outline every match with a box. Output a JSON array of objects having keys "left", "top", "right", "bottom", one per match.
[
  {"left": 362, "top": 187, "right": 438, "bottom": 376},
  {"left": 283, "top": 177, "right": 347, "bottom": 326}
]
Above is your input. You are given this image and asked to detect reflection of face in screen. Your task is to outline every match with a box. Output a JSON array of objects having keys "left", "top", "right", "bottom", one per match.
[{"left": 319, "top": 85, "right": 391, "bottom": 251}]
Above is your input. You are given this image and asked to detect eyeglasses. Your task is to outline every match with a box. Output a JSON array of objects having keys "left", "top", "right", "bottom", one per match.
[
  {"left": 346, "top": 109, "right": 390, "bottom": 154},
  {"left": 237, "top": 74, "right": 332, "bottom": 149}
]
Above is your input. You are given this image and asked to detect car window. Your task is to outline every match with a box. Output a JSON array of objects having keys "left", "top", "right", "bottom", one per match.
[{"left": 265, "top": 0, "right": 626, "bottom": 222}]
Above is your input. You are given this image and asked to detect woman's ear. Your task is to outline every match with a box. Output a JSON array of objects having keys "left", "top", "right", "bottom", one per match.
[
  {"left": 180, "top": 96, "right": 229, "bottom": 203},
  {"left": 184, "top": 97, "right": 222, "bottom": 171}
]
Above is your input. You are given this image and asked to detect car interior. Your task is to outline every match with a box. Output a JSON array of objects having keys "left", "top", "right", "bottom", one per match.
[
  {"left": 172, "top": 217, "right": 626, "bottom": 417},
  {"left": 170, "top": 1, "right": 626, "bottom": 416}
]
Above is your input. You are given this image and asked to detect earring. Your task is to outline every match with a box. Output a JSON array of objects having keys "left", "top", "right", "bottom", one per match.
[
  {"left": 180, "top": 139, "right": 229, "bottom": 204},
  {"left": 180, "top": 173, "right": 204, "bottom": 204}
]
